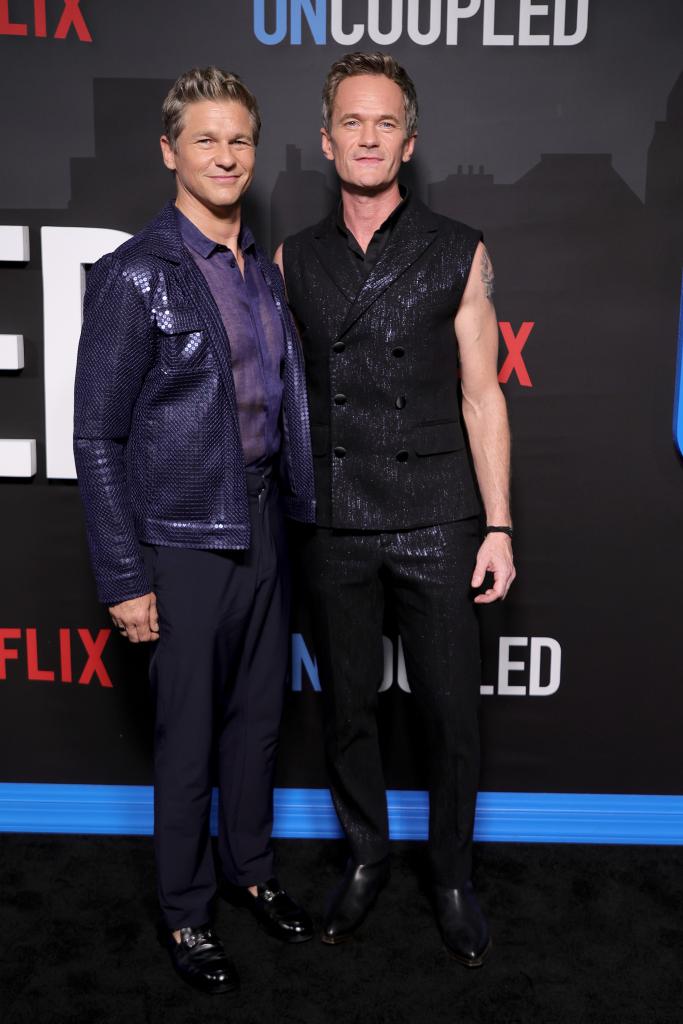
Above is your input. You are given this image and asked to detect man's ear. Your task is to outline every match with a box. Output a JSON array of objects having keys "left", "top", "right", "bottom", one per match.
[
  {"left": 402, "top": 133, "right": 417, "bottom": 164},
  {"left": 160, "top": 135, "right": 177, "bottom": 172},
  {"left": 320, "top": 127, "right": 335, "bottom": 162}
]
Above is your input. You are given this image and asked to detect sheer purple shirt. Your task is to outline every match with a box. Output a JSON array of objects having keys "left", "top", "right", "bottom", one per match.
[{"left": 178, "top": 209, "right": 284, "bottom": 468}]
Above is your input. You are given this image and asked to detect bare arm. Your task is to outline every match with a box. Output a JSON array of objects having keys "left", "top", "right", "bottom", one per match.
[
  {"left": 455, "top": 241, "right": 516, "bottom": 603},
  {"left": 273, "top": 243, "right": 285, "bottom": 285}
]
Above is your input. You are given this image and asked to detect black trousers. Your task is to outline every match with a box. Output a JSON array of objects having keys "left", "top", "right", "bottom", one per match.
[
  {"left": 301, "top": 517, "right": 482, "bottom": 888},
  {"left": 143, "top": 471, "right": 289, "bottom": 930}
]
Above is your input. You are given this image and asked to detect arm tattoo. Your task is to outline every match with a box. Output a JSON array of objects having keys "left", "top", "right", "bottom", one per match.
[{"left": 480, "top": 246, "right": 495, "bottom": 301}]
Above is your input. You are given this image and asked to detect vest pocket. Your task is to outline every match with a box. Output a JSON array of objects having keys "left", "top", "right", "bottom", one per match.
[{"left": 412, "top": 420, "right": 465, "bottom": 456}]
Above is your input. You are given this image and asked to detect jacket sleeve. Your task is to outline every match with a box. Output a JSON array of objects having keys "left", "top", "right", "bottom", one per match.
[
  {"left": 73, "top": 254, "right": 155, "bottom": 606},
  {"left": 258, "top": 252, "right": 316, "bottom": 523}
]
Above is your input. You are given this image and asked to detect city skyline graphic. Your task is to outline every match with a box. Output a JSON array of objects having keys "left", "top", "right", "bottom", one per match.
[{"left": 0, "top": 69, "right": 681, "bottom": 793}]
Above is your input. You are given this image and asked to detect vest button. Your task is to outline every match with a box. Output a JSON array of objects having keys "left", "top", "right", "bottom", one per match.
[
  {"left": 332, "top": 341, "right": 346, "bottom": 353},
  {"left": 334, "top": 393, "right": 347, "bottom": 405},
  {"left": 395, "top": 395, "right": 407, "bottom": 410},
  {"left": 392, "top": 346, "right": 405, "bottom": 358},
  {"left": 396, "top": 449, "right": 409, "bottom": 462},
  {"left": 334, "top": 446, "right": 347, "bottom": 458}
]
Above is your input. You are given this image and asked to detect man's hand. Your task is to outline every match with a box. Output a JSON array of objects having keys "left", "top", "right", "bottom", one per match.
[
  {"left": 471, "top": 534, "right": 516, "bottom": 604},
  {"left": 109, "top": 592, "right": 159, "bottom": 643}
]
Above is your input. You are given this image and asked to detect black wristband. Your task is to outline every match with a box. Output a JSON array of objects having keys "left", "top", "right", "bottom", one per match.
[{"left": 485, "top": 525, "right": 513, "bottom": 538}]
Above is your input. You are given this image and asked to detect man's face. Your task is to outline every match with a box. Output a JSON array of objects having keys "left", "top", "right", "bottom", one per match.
[
  {"left": 321, "top": 74, "right": 415, "bottom": 192},
  {"left": 161, "top": 99, "right": 256, "bottom": 212}
]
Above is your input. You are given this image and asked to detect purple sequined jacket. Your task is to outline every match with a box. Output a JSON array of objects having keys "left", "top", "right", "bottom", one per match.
[{"left": 74, "top": 202, "right": 315, "bottom": 606}]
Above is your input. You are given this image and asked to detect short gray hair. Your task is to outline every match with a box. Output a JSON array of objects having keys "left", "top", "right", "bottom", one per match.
[
  {"left": 162, "top": 66, "right": 261, "bottom": 148},
  {"left": 322, "top": 52, "right": 418, "bottom": 137}
]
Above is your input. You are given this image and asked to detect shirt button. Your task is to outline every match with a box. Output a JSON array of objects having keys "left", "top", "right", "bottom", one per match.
[
  {"left": 334, "top": 393, "right": 347, "bottom": 405},
  {"left": 334, "top": 446, "right": 347, "bottom": 458},
  {"left": 395, "top": 395, "right": 407, "bottom": 410},
  {"left": 396, "top": 449, "right": 409, "bottom": 462},
  {"left": 333, "top": 341, "right": 346, "bottom": 353},
  {"left": 392, "top": 346, "right": 405, "bottom": 358}
]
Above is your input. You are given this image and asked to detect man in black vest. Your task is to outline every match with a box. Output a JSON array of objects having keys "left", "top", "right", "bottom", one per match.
[{"left": 275, "top": 52, "right": 515, "bottom": 967}]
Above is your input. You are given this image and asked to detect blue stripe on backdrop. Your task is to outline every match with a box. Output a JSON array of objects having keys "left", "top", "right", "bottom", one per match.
[
  {"left": 673, "top": 269, "right": 683, "bottom": 456},
  {"left": 1, "top": 785, "right": 683, "bottom": 844}
]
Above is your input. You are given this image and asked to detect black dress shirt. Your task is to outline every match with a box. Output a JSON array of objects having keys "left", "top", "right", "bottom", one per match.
[{"left": 334, "top": 187, "right": 409, "bottom": 288}]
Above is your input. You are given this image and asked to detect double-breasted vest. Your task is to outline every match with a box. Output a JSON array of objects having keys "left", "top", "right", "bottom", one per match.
[{"left": 283, "top": 197, "right": 482, "bottom": 530}]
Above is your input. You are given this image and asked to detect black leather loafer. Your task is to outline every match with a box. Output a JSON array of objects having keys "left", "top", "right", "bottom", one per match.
[
  {"left": 167, "top": 924, "right": 239, "bottom": 994},
  {"left": 433, "top": 880, "right": 491, "bottom": 967},
  {"left": 228, "top": 878, "right": 313, "bottom": 943},
  {"left": 322, "top": 857, "right": 390, "bottom": 945}
]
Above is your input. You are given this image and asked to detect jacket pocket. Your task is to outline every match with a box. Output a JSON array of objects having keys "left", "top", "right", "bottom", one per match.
[
  {"left": 412, "top": 419, "right": 464, "bottom": 456},
  {"left": 155, "top": 306, "right": 208, "bottom": 371}
]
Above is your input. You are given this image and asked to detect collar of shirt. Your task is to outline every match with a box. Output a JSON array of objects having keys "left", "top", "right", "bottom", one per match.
[
  {"left": 177, "top": 207, "right": 256, "bottom": 260},
  {"left": 335, "top": 184, "right": 409, "bottom": 251}
]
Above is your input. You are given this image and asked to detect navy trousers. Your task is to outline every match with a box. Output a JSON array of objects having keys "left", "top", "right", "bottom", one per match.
[{"left": 143, "top": 471, "right": 289, "bottom": 930}]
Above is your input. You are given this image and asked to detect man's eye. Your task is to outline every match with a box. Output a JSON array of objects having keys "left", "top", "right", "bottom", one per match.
[
  {"left": 379, "top": 122, "right": 396, "bottom": 129},
  {"left": 197, "top": 138, "right": 212, "bottom": 145},
  {"left": 344, "top": 120, "right": 359, "bottom": 128}
]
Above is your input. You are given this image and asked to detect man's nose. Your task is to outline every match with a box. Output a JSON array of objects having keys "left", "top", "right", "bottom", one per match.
[
  {"left": 358, "top": 124, "right": 379, "bottom": 147},
  {"left": 214, "top": 143, "right": 238, "bottom": 167}
]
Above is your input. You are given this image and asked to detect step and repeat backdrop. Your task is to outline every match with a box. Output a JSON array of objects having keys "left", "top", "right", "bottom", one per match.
[{"left": 0, "top": 0, "right": 682, "bottom": 799}]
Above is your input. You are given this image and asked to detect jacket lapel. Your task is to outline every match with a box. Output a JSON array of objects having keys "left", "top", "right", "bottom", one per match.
[
  {"left": 337, "top": 199, "right": 441, "bottom": 340},
  {"left": 182, "top": 255, "right": 242, "bottom": 426},
  {"left": 141, "top": 204, "right": 242, "bottom": 427},
  {"left": 136, "top": 201, "right": 184, "bottom": 264}
]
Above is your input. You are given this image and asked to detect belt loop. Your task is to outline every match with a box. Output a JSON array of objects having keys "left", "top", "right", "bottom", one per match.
[{"left": 246, "top": 461, "right": 274, "bottom": 512}]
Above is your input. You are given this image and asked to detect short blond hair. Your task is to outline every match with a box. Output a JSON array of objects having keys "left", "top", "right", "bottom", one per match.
[{"left": 162, "top": 66, "right": 261, "bottom": 148}]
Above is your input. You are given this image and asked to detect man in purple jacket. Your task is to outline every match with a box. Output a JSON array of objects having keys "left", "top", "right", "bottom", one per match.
[{"left": 74, "top": 67, "right": 315, "bottom": 995}]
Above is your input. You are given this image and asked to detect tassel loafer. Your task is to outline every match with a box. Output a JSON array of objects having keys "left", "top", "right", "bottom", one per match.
[
  {"left": 167, "top": 924, "right": 239, "bottom": 994},
  {"left": 224, "top": 877, "right": 313, "bottom": 943}
]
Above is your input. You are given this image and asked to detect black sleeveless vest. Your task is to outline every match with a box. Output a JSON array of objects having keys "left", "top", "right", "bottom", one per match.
[{"left": 284, "top": 197, "right": 482, "bottom": 530}]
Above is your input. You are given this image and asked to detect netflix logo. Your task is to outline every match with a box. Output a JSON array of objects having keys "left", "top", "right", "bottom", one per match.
[
  {"left": 498, "top": 321, "right": 533, "bottom": 387},
  {"left": 0, "top": 628, "right": 112, "bottom": 687},
  {"left": 0, "top": 0, "right": 92, "bottom": 41}
]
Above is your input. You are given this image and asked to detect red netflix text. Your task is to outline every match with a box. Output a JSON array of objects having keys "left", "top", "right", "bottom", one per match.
[
  {"left": 0, "top": 0, "right": 92, "bottom": 41},
  {"left": 498, "top": 321, "right": 534, "bottom": 387},
  {"left": 0, "top": 628, "right": 112, "bottom": 687}
]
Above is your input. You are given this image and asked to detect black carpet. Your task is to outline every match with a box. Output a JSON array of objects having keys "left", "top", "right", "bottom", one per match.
[{"left": 1, "top": 836, "right": 681, "bottom": 1024}]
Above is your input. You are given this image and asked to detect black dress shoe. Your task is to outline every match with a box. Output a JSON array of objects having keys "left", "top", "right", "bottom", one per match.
[
  {"left": 229, "top": 878, "right": 313, "bottom": 943},
  {"left": 167, "top": 924, "right": 239, "bottom": 994},
  {"left": 433, "top": 880, "right": 491, "bottom": 967},
  {"left": 322, "top": 857, "right": 390, "bottom": 945}
]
